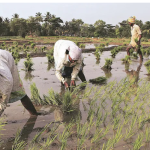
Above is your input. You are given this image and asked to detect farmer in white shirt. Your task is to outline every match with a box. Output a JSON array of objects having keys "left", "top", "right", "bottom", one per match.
[
  {"left": 54, "top": 40, "right": 86, "bottom": 88},
  {"left": 126, "top": 16, "right": 143, "bottom": 61},
  {"left": 0, "top": 49, "right": 38, "bottom": 116}
]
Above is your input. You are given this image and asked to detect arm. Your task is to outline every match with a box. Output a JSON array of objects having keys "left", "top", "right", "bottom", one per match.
[
  {"left": 55, "top": 62, "right": 66, "bottom": 84},
  {"left": 71, "top": 57, "right": 82, "bottom": 81}
]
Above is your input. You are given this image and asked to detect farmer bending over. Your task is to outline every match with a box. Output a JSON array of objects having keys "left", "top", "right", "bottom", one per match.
[
  {"left": 54, "top": 40, "right": 86, "bottom": 88},
  {"left": 126, "top": 16, "right": 143, "bottom": 61},
  {"left": 0, "top": 49, "right": 38, "bottom": 116}
]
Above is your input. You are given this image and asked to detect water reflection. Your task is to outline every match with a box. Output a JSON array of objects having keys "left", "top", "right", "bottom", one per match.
[
  {"left": 101, "top": 68, "right": 112, "bottom": 78},
  {"left": 24, "top": 71, "right": 34, "bottom": 81},
  {"left": 125, "top": 62, "right": 142, "bottom": 86},
  {"left": 47, "top": 62, "right": 54, "bottom": 71},
  {"left": 96, "top": 59, "right": 100, "bottom": 65}
]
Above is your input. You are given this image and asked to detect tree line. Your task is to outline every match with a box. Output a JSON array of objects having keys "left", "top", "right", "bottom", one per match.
[{"left": 0, "top": 12, "right": 150, "bottom": 39}]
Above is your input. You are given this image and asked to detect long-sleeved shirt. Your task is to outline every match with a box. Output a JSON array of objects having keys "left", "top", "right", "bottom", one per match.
[
  {"left": 130, "top": 24, "right": 142, "bottom": 47},
  {"left": 0, "top": 49, "right": 25, "bottom": 113},
  {"left": 54, "top": 40, "right": 82, "bottom": 84}
]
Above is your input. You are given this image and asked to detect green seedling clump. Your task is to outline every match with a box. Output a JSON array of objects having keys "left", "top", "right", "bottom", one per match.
[
  {"left": 24, "top": 54, "right": 34, "bottom": 71},
  {"left": 144, "top": 60, "right": 150, "bottom": 66},
  {"left": 46, "top": 47, "right": 54, "bottom": 63},
  {"left": 122, "top": 55, "right": 130, "bottom": 63},
  {"left": 102, "top": 58, "right": 112, "bottom": 69},
  {"left": 89, "top": 76, "right": 107, "bottom": 84},
  {"left": 79, "top": 44, "right": 85, "bottom": 48}
]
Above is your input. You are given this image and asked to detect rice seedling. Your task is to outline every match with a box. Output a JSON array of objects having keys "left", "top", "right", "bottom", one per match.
[
  {"left": 91, "top": 126, "right": 109, "bottom": 144},
  {"left": 106, "top": 42, "right": 109, "bottom": 46},
  {"left": 46, "top": 47, "right": 54, "bottom": 63},
  {"left": 12, "top": 129, "right": 27, "bottom": 150},
  {"left": 34, "top": 47, "right": 37, "bottom": 53},
  {"left": 45, "top": 88, "right": 62, "bottom": 106},
  {"left": 121, "top": 55, "right": 130, "bottom": 63},
  {"left": 102, "top": 125, "right": 123, "bottom": 150},
  {"left": 24, "top": 54, "right": 34, "bottom": 71},
  {"left": 24, "top": 71, "right": 34, "bottom": 81},
  {"left": 41, "top": 46, "right": 46, "bottom": 52},
  {"left": 77, "top": 122, "right": 89, "bottom": 150},
  {"left": 144, "top": 60, "right": 150, "bottom": 66},
  {"left": 58, "top": 122, "right": 73, "bottom": 150},
  {"left": 94, "top": 52, "right": 100, "bottom": 60},
  {"left": 145, "top": 127, "right": 150, "bottom": 143},
  {"left": 132, "top": 52, "right": 138, "bottom": 59},
  {"left": 31, "top": 124, "right": 51, "bottom": 144},
  {"left": 102, "top": 58, "right": 112, "bottom": 69},
  {"left": 110, "top": 49, "right": 117, "bottom": 58},
  {"left": 62, "top": 90, "right": 77, "bottom": 113},
  {"left": 95, "top": 46, "right": 104, "bottom": 53},
  {"left": 79, "top": 43, "right": 85, "bottom": 48},
  {"left": 23, "top": 44, "right": 26, "bottom": 48},
  {"left": 133, "top": 134, "right": 143, "bottom": 150},
  {"left": 46, "top": 53, "right": 54, "bottom": 63},
  {"left": 31, "top": 43, "right": 36, "bottom": 49},
  {"left": 100, "top": 43, "right": 105, "bottom": 47},
  {"left": 30, "top": 82, "right": 43, "bottom": 105},
  {"left": 125, "top": 116, "right": 137, "bottom": 141},
  {"left": 89, "top": 76, "right": 107, "bottom": 84}
]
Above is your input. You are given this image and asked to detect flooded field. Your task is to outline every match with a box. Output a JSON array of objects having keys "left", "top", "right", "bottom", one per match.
[{"left": 1, "top": 51, "right": 150, "bottom": 150}]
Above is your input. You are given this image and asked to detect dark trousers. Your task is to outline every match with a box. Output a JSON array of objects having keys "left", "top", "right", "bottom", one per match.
[{"left": 62, "top": 67, "right": 86, "bottom": 82}]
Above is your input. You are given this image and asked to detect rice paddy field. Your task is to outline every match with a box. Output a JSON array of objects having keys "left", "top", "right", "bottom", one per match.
[{"left": 1, "top": 37, "right": 150, "bottom": 150}]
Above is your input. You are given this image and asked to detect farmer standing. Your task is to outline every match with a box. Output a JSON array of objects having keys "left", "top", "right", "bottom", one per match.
[
  {"left": 126, "top": 16, "right": 143, "bottom": 61},
  {"left": 54, "top": 40, "right": 86, "bottom": 88},
  {"left": 0, "top": 49, "right": 38, "bottom": 116}
]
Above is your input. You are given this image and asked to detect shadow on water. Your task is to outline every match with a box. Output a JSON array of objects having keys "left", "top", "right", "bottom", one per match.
[{"left": 1, "top": 116, "right": 37, "bottom": 150}]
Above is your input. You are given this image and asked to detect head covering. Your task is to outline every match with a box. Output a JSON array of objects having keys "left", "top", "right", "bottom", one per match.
[
  {"left": 128, "top": 16, "right": 136, "bottom": 23},
  {"left": 68, "top": 45, "right": 82, "bottom": 60}
]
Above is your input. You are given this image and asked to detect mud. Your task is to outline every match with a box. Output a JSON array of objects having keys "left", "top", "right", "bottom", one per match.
[{"left": 0, "top": 51, "right": 149, "bottom": 149}]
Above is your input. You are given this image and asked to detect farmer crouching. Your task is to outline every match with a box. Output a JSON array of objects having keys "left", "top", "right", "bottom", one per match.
[
  {"left": 54, "top": 40, "right": 86, "bottom": 88},
  {"left": 0, "top": 49, "right": 38, "bottom": 116}
]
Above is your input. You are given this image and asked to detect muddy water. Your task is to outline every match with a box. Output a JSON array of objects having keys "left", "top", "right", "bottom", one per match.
[{"left": 1, "top": 51, "right": 150, "bottom": 149}]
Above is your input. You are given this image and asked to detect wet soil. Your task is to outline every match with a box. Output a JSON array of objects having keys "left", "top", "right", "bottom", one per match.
[{"left": 0, "top": 51, "right": 150, "bottom": 149}]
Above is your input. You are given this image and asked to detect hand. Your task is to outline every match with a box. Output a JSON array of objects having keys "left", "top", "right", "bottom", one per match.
[
  {"left": 64, "top": 82, "right": 69, "bottom": 88},
  {"left": 70, "top": 80, "right": 76, "bottom": 87}
]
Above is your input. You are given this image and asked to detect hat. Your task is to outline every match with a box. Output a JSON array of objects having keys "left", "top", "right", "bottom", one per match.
[
  {"left": 68, "top": 45, "right": 82, "bottom": 60},
  {"left": 128, "top": 16, "right": 136, "bottom": 23}
]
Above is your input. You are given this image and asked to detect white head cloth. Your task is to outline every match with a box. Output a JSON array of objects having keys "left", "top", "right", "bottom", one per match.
[{"left": 68, "top": 45, "right": 82, "bottom": 60}]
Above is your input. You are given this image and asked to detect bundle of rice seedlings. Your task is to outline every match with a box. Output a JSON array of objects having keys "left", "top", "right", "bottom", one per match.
[
  {"left": 102, "top": 58, "right": 112, "bottom": 69},
  {"left": 96, "top": 46, "right": 104, "bottom": 53},
  {"left": 24, "top": 58, "right": 34, "bottom": 71},
  {"left": 79, "top": 44, "right": 85, "bottom": 48},
  {"left": 132, "top": 52, "right": 138, "bottom": 59},
  {"left": 122, "top": 55, "right": 130, "bottom": 63},
  {"left": 46, "top": 53, "right": 54, "bottom": 63},
  {"left": 30, "top": 83, "right": 42, "bottom": 105},
  {"left": 89, "top": 76, "right": 107, "bottom": 84},
  {"left": 144, "top": 60, "right": 150, "bottom": 66},
  {"left": 43, "top": 88, "right": 62, "bottom": 106},
  {"left": 62, "top": 90, "right": 75, "bottom": 113},
  {"left": 95, "top": 52, "right": 100, "bottom": 60}
]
